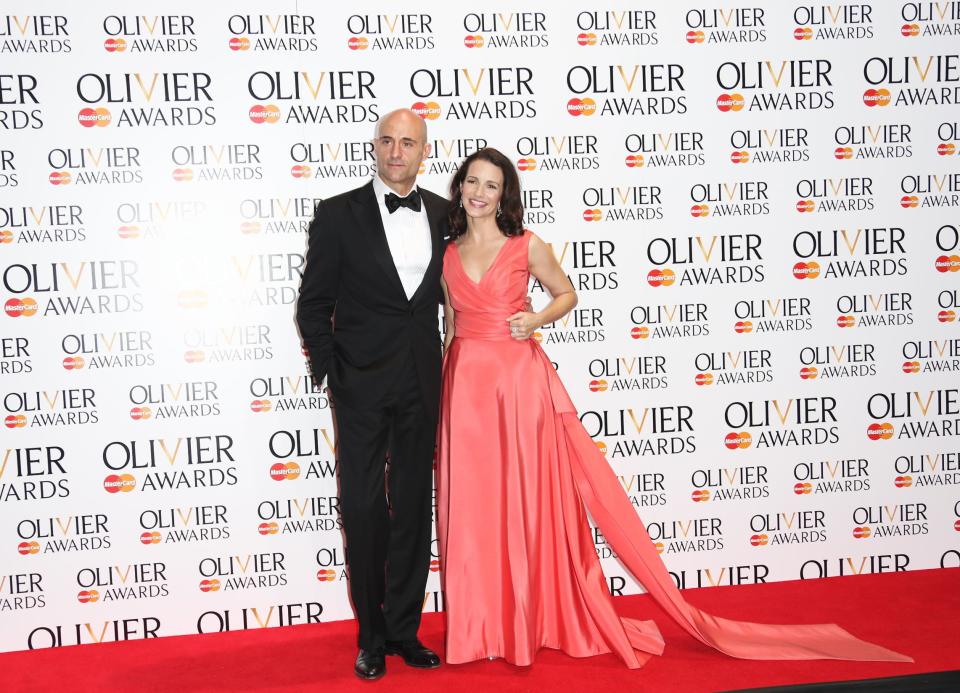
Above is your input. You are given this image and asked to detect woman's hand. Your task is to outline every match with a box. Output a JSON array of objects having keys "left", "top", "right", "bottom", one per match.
[{"left": 506, "top": 311, "right": 541, "bottom": 340}]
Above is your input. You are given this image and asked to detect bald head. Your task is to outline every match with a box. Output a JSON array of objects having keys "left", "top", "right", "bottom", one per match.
[{"left": 375, "top": 108, "right": 428, "bottom": 142}]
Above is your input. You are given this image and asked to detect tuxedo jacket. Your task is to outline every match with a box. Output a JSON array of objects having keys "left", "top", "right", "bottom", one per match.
[{"left": 296, "top": 180, "right": 448, "bottom": 412}]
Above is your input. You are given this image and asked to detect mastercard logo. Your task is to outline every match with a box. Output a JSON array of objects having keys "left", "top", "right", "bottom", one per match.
[
  {"left": 78, "top": 590, "right": 100, "bottom": 603},
  {"left": 690, "top": 204, "right": 710, "bottom": 217},
  {"left": 104, "top": 38, "right": 127, "bottom": 52},
  {"left": 935, "top": 255, "right": 960, "bottom": 272},
  {"left": 576, "top": 33, "right": 597, "bottom": 46},
  {"left": 418, "top": 162, "right": 427, "bottom": 175},
  {"left": 834, "top": 147, "right": 853, "bottom": 160},
  {"left": 240, "top": 221, "right": 261, "bottom": 235},
  {"left": 730, "top": 150, "right": 749, "bottom": 164},
  {"left": 595, "top": 441, "right": 607, "bottom": 455},
  {"left": 5, "top": 414, "right": 27, "bottom": 428},
  {"left": 862, "top": 88, "right": 891, "bottom": 107},
  {"left": 938, "top": 310, "right": 956, "bottom": 323},
  {"left": 582, "top": 208, "right": 602, "bottom": 222},
  {"left": 258, "top": 521, "right": 279, "bottom": 535},
  {"left": 625, "top": 154, "right": 644, "bottom": 168},
  {"left": 117, "top": 225, "right": 140, "bottom": 239},
  {"left": 866, "top": 422, "right": 894, "bottom": 441},
  {"left": 48, "top": 171, "right": 71, "bottom": 185},
  {"left": 630, "top": 326, "right": 649, "bottom": 340},
  {"left": 900, "top": 195, "right": 919, "bottom": 208},
  {"left": 588, "top": 379, "right": 608, "bottom": 392},
  {"left": 269, "top": 461, "right": 301, "bottom": 480},
  {"left": 902, "top": 360, "right": 921, "bottom": 374},
  {"left": 792, "top": 261, "right": 820, "bottom": 279},
  {"left": 0, "top": 230, "right": 13, "bottom": 244},
  {"left": 18, "top": 541, "right": 40, "bottom": 555},
  {"left": 199, "top": 579, "right": 221, "bottom": 592},
  {"left": 793, "top": 27, "right": 813, "bottom": 40},
  {"left": 938, "top": 143, "right": 956, "bottom": 156},
  {"left": 290, "top": 164, "right": 312, "bottom": 179},
  {"left": 249, "top": 104, "right": 281, "bottom": 124},
  {"left": 130, "top": 406, "right": 152, "bottom": 421},
  {"left": 852, "top": 526, "right": 871, "bottom": 539},
  {"left": 229, "top": 37, "right": 250, "bottom": 51},
  {"left": 411, "top": 101, "right": 441, "bottom": 120},
  {"left": 894, "top": 475, "right": 913, "bottom": 488},
  {"left": 463, "top": 35, "right": 484, "bottom": 48},
  {"left": 103, "top": 473, "right": 136, "bottom": 493},
  {"left": 749, "top": 534, "right": 769, "bottom": 547},
  {"left": 429, "top": 559, "right": 441, "bottom": 573},
  {"left": 654, "top": 542, "right": 665, "bottom": 554},
  {"left": 647, "top": 268, "right": 676, "bottom": 287},
  {"left": 836, "top": 314, "right": 855, "bottom": 328},
  {"left": 317, "top": 568, "right": 337, "bottom": 582},
  {"left": 348, "top": 36, "right": 370, "bottom": 50},
  {"left": 691, "top": 489, "right": 711, "bottom": 502},
  {"left": 517, "top": 158, "right": 537, "bottom": 171},
  {"left": 5, "top": 298, "right": 38, "bottom": 317},
  {"left": 566, "top": 98, "right": 597, "bottom": 116},
  {"left": 716, "top": 93, "right": 745, "bottom": 112},
  {"left": 177, "top": 290, "right": 207, "bottom": 309},
  {"left": 17, "top": 541, "right": 40, "bottom": 556},
  {"left": 900, "top": 23, "right": 920, "bottom": 37},
  {"left": 685, "top": 30, "right": 705, "bottom": 44},
  {"left": 62, "top": 356, "right": 85, "bottom": 370},
  {"left": 140, "top": 531, "right": 161, "bottom": 545},
  {"left": 724, "top": 431, "right": 752, "bottom": 449},
  {"left": 734, "top": 320, "right": 753, "bottom": 334},
  {"left": 796, "top": 199, "right": 815, "bottom": 213},
  {"left": 694, "top": 373, "right": 714, "bottom": 386},
  {"left": 172, "top": 167, "right": 194, "bottom": 182},
  {"left": 532, "top": 331, "right": 543, "bottom": 343},
  {"left": 251, "top": 399, "right": 272, "bottom": 413},
  {"left": 955, "top": 519, "right": 960, "bottom": 532},
  {"left": 78, "top": 107, "right": 111, "bottom": 128},
  {"left": 184, "top": 349, "right": 205, "bottom": 363},
  {"left": 794, "top": 482, "right": 813, "bottom": 495},
  {"left": 799, "top": 366, "right": 818, "bottom": 380}
]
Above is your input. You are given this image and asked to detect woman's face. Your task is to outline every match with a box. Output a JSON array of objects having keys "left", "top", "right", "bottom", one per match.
[{"left": 460, "top": 159, "right": 504, "bottom": 221}]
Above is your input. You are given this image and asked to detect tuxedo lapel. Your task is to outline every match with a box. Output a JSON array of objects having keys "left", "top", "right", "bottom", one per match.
[
  {"left": 409, "top": 191, "right": 445, "bottom": 306},
  {"left": 349, "top": 181, "right": 406, "bottom": 300}
]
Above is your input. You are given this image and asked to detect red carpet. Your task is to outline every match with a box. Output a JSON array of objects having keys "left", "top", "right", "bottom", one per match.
[{"left": 2, "top": 568, "right": 957, "bottom": 692}]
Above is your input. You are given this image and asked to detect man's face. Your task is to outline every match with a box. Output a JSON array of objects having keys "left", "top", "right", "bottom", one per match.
[{"left": 373, "top": 112, "right": 431, "bottom": 194}]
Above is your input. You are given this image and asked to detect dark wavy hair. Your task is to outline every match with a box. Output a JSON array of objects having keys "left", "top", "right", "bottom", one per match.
[{"left": 447, "top": 147, "right": 524, "bottom": 239}]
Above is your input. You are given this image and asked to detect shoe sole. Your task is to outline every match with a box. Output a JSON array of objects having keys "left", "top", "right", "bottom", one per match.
[{"left": 354, "top": 669, "right": 385, "bottom": 681}]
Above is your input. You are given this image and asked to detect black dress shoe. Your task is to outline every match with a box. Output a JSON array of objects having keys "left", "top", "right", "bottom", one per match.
[
  {"left": 384, "top": 640, "right": 441, "bottom": 669},
  {"left": 355, "top": 649, "right": 386, "bottom": 681}
]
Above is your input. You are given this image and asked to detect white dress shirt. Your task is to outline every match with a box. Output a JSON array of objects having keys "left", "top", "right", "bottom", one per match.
[{"left": 371, "top": 175, "right": 432, "bottom": 300}]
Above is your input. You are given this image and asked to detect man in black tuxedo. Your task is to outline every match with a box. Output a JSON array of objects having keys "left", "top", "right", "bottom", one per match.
[{"left": 296, "top": 109, "right": 446, "bottom": 680}]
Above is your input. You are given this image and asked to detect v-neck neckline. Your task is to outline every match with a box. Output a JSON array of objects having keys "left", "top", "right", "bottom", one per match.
[{"left": 455, "top": 235, "right": 511, "bottom": 286}]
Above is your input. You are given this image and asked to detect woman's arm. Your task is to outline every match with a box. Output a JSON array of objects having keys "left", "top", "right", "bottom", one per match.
[{"left": 506, "top": 233, "right": 577, "bottom": 340}]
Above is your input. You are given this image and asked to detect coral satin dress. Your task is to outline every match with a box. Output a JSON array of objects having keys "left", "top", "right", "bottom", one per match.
[{"left": 436, "top": 230, "right": 910, "bottom": 668}]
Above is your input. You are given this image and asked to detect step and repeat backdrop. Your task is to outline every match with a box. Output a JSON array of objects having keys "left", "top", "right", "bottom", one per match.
[{"left": 1, "top": 0, "right": 958, "bottom": 653}]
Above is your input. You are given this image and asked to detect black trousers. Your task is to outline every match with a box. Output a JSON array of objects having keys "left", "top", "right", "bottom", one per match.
[{"left": 333, "top": 352, "right": 436, "bottom": 651}]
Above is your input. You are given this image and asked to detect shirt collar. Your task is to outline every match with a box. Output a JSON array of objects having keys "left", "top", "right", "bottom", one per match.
[{"left": 372, "top": 175, "right": 419, "bottom": 202}]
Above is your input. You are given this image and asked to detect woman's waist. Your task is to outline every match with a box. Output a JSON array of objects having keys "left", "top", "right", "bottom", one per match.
[{"left": 453, "top": 309, "right": 522, "bottom": 341}]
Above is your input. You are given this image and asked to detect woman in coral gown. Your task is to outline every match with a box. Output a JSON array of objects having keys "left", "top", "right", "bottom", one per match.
[{"left": 435, "top": 148, "right": 910, "bottom": 669}]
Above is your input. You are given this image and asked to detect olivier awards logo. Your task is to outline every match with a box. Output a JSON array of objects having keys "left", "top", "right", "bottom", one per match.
[{"left": 101, "top": 14, "right": 197, "bottom": 53}]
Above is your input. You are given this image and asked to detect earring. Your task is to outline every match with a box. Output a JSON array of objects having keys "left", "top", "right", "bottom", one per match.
[
  {"left": 458, "top": 197, "right": 463, "bottom": 208},
  {"left": 496, "top": 203, "right": 502, "bottom": 216}
]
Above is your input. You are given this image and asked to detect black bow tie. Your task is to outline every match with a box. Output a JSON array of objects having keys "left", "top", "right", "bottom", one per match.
[{"left": 385, "top": 189, "right": 422, "bottom": 214}]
